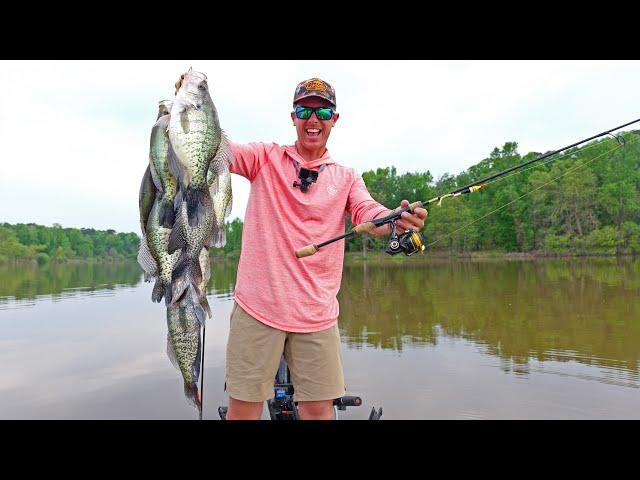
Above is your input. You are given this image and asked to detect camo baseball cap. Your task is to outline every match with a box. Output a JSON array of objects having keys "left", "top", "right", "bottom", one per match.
[{"left": 293, "top": 78, "right": 336, "bottom": 108}]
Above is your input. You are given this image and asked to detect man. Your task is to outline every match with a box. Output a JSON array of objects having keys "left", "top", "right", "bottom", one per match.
[{"left": 177, "top": 74, "right": 427, "bottom": 419}]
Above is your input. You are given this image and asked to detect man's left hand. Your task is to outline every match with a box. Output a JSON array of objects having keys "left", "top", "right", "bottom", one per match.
[{"left": 395, "top": 199, "right": 428, "bottom": 233}]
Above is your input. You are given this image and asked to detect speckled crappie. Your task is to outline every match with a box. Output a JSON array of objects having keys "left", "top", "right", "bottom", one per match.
[
  {"left": 149, "top": 100, "right": 178, "bottom": 228},
  {"left": 137, "top": 195, "right": 182, "bottom": 304},
  {"left": 167, "top": 68, "right": 233, "bottom": 303},
  {"left": 165, "top": 247, "right": 211, "bottom": 413},
  {"left": 168, "top": 69, "right": 220, "bottom": 228}
]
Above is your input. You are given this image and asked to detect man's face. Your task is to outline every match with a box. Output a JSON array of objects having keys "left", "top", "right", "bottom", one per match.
[{"left": 291, "top": 97, "right": 339, "bottom": 153}]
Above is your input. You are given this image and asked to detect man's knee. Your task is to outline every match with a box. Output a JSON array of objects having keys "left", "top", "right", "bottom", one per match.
[
  {"left": 297, "top": 400, "right": 335, "bottom": 420},
  {"left": 226, "top": 397, "right": 264, "bottom": 420}
]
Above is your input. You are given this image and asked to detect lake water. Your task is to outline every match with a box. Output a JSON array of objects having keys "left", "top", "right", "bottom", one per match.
[{"left": 1, "top": 257, "right": 638, "bottom": 419}]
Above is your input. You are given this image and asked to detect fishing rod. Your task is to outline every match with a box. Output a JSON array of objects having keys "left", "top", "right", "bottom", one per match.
[
  {"left": 295, "top": 117, "right": 640, "bottom": 259},
  {"left": 199, "top": 323, "right": 205, "bottom": 420}
]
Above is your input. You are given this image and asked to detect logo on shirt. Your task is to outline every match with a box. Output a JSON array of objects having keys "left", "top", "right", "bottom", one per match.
[{"left": 327, "top": 185, "right": 338, "bottom": 197}]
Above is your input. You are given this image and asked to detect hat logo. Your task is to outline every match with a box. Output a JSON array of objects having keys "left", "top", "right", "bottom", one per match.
[{"left": 304, "top": 79, "right": 328, "bottom": 92}]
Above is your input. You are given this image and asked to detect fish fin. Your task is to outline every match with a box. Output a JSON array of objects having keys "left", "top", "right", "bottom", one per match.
[
  {"left": 158, "top": 197, "right": 176, "bottom": 229},
  {"left": 173, "top": 188, "right": 183, "bottom": 212},
  {"left": 185, "top": 188, "right": 210, "bottom": 228},
  {"left": 151, "top": 279, "right": 165, "bottom": 303},
  {"left": 199, "top": 293, "right": 212, "bottom": 321},
  {"left": 203, "top": 226, "right": 215, "bottom": 249},
  {"left": 222, "top": 171, "right": 233, "bottom": 219},
  {"left": 170, "top": 253, "right": 201, "bottom": 306},
  {"left": 218, "top": 131, "right": 236, "bottom": 169},
  {"left": 192, "top": 293, "right": 207, "bottom": 327},
  {"left": 163, "top": 283, "right": 173, "bottom": 306},
  {"left": 215, "top": 227, "right": 226, "bottom": 249},
  {"left": 137, "top": 236, "right": 158, "bottom": 280},
  {"left": 167, "top": 213, "right": 186, "bottom": 254},
  {"left": 207, "top": 224, "right": 225, "bottom": 249}
]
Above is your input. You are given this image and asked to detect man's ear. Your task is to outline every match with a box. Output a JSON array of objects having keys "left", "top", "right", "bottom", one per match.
[
  {"left": 332, "top": 112, "right": 339, "bottom": 125},
  {"left": 291, "top": 111, "right": 296, "bottom": 125}
]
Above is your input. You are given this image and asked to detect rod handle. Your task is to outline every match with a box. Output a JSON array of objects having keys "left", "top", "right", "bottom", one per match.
[
  {"left": 353, "top": 222, "right": 376, "bottom": 234},
  {"left": 295, "top": 244, "right": 319, "bottom": 258},
  {"left": 407, "top": 200, "right": 424, "bottom": 211},
  {"left": 353, "top": 201, "right": 425, "bottom": 235}
]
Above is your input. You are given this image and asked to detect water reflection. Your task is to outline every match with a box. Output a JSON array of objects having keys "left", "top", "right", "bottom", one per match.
[
  {"left": 0, "top": 257, "right": 638, "bottom": 419},
  {"left": 339, "top": 256, "right": 640, "bottom": 386},
  {"left": 0, "top": 262, "right": 141, "bottom": 308}
]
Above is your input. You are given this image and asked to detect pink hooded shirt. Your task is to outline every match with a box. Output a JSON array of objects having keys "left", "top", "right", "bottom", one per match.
[{"left": 228, "top": 142, "right": 388, "bottom": 333}]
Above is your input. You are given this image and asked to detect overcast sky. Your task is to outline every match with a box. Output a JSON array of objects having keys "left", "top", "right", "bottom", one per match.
[{"left": 1, "top": 60, "right": 639, "bottom": 234}]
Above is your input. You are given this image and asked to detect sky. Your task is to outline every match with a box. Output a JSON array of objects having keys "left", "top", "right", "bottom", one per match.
[{"left": 2, "top": 60, "right": 640, "bottom": 235}]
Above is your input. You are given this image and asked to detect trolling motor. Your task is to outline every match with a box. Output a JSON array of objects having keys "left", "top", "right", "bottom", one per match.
[{"left": 385, "top": 220, "right": 426, "bottom": 256}]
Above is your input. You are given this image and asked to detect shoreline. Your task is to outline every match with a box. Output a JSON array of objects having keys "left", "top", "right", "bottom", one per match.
[{"left": 343, "top": 250, "right": 639, "bottom": 263}]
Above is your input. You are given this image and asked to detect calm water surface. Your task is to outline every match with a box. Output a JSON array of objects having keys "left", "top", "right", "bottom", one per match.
[{"left": 1, "top": 257, "right": 638, "bottom": 419}]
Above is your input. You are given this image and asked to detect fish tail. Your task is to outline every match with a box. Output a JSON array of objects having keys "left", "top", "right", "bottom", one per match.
[
  {"left": 185, "top": 187, "right": 211, "bottom": 228},
  {"left": 184, "top": 382, "right": 201, "bottom": 410},
  {"left": 151, "top": 278, "right": 165, "bottom": 303},
  {"left": 214, "top": 224, "right": 226, "bottom": 248},
  {"left": 163, "top": 283, "right": 173, "bottom": 306},
  {"left": 158, "top": 196, "right": 176, "bottom": 229},
  {"left": 199, "top": 293, "right": 212, "bottom": 321}
]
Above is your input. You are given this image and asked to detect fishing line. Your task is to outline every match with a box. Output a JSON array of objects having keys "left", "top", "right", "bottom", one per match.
[
  {"left": 425, "top": 135, "right": 639, "bottom": 249},
  {"left": 468, "top": 136, "right": 620, "bottom": 192}
]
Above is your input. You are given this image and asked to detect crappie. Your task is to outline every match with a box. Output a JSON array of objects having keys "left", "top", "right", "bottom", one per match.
[
  {"left": 149, "top": 100, "right": 178, "bottom": 228},
  {"left": 166, "top": 248, "right": 211, "bottom": 412},
  {"left": 168, "top": 68, "right": 220, "bottom": 228},
  {"left": 166, "top": 301, "right": 202, "bottom": 411},
  {"left": 207, "top": 148, "right": 233, "bottom": 248},
  {"left": 167, "top": 68, "right": 233, "bottom": 303},
  {"left": 137, "top": 196, "right": 181, "bottom": 304},
  {"left": 168, "top": 189, "right": 214, "bottom": 305}
]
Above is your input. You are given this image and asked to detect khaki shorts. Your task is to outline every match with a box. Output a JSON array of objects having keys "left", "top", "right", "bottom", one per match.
[{"left": 225, "top": 301, "right": 346, "bottom": 402}]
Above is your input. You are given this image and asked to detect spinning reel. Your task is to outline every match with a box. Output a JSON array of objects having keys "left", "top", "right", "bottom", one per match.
[{"left": 385, "top": 220, "right": 426, "bottom": 256}]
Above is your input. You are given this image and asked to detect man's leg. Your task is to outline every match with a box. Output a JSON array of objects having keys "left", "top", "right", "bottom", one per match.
[
  {"left": 286, "top": 324, "right": 345, "bottom": 420},
  {"left": 226, "top": 397, "right": 264, "bottom": 420},
  {"left": 298, "top": 400, "right": 335, "bottom": 420},
  {"left": 225, "top": 302, "right": 285, "bottom": 420}
]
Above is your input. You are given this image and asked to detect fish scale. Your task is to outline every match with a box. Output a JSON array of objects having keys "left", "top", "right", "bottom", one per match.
[{"left": 169, "top": 107, "right": 219, "bottom": 190}]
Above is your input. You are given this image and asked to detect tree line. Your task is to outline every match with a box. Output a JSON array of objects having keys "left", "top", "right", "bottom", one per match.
[
  {"left": 0, "top": 218, "right": 245, "bottom": 264},
  {"left": 348, "top": 131, "right": 640, "bottom": 255},
  {"left": 3, "top": 132, "right": 639, "bottom": 263},
  {"left": 0, "top": 223, "right": 141, "bottom": 264}
]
